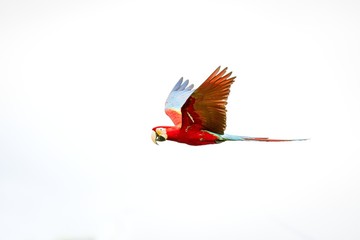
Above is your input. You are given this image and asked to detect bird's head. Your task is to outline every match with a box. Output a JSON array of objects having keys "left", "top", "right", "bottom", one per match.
[{"left": 151, "top": 127, "right": 168, "bottom": 145}]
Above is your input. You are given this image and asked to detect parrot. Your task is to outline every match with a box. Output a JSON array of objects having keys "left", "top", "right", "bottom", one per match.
[{"left": 151, "top": 66, "right": 307, "bottom": 146}]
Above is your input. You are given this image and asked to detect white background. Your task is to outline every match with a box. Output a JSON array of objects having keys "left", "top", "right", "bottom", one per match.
[{"left": 1, "top": 0, "right": 360, "bottom": 239}]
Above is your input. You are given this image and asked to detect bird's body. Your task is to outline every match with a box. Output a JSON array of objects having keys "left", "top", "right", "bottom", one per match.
[
  {"left": 155, "top": 126, "right": 220, "bottom": 146},
  {"left": 151, "top": 67, "right": 306, "bottom": 146}
]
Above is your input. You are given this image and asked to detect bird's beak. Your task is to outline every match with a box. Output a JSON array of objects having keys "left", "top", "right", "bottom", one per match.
[
  {"left": 151, "top": 130, "right": 158, "bottom": 145},
  {"left": 151, "top": 130, "right": 166, "bottom": 145}
]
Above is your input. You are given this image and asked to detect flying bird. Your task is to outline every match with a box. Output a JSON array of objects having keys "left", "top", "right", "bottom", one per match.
[{"left": 151, "top": 66, "right": 307, "bottom": 146}]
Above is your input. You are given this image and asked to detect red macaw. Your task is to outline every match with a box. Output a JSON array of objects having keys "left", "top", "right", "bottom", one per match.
[{"left": 152, "top": 66, "right": 306, "bottom": 146}]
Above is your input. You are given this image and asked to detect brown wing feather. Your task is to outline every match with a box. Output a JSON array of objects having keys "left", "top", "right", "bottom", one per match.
[{"left": 181, "top": 66, "right": 236, "bottom": 134}]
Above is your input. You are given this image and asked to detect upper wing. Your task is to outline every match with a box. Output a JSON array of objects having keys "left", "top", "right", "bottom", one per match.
[
  {"left": 165, "top": 77, "right": 195, "bottom": 127},
  {"left": 181, "top": 66, "right": 236, "bottom": 134}
]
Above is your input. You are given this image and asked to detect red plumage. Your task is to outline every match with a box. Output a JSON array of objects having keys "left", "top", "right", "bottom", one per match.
[{"left": 151, "top": 67, "right": 307, "bottom": 146}]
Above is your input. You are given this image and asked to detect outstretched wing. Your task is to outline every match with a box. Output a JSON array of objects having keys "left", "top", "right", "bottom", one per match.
[
  {"left": 165, "top": 77, "right": 195, "bottom": 127},
  {"left": 181, "top": 66, "right": 235, "bottom": 134}
]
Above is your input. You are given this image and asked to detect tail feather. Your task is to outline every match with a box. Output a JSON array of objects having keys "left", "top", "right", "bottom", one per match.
[
  {"left": 242, "top": 137, "right": 308, "bottom": 142},
  {"left": 221, "top": 134, "right": 308, "bottom": 142}
]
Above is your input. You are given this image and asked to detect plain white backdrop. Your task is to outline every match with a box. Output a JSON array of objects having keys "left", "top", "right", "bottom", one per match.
[{"left": 1, "top": 0, "right": 360, "bottom": 239}]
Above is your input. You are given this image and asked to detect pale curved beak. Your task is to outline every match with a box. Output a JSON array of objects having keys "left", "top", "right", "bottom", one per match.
[{"left": 151, "top": 130, "right": 158, "bottom": 145}]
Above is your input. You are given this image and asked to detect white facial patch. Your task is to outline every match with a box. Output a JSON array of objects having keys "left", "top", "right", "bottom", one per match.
[{"left": 156, "top": 128, "right": 168, "bottom": 139}]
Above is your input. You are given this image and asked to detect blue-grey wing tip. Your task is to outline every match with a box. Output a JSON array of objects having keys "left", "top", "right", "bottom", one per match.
[
  {"left": 172, "top": 77, "right": 184, "bottom": 91},
  {"left": 186, "top": 84, "right": 194, "bottom": 91},
  {"left": 178, "top": 79, "right": 189, "bottom": 91}
]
